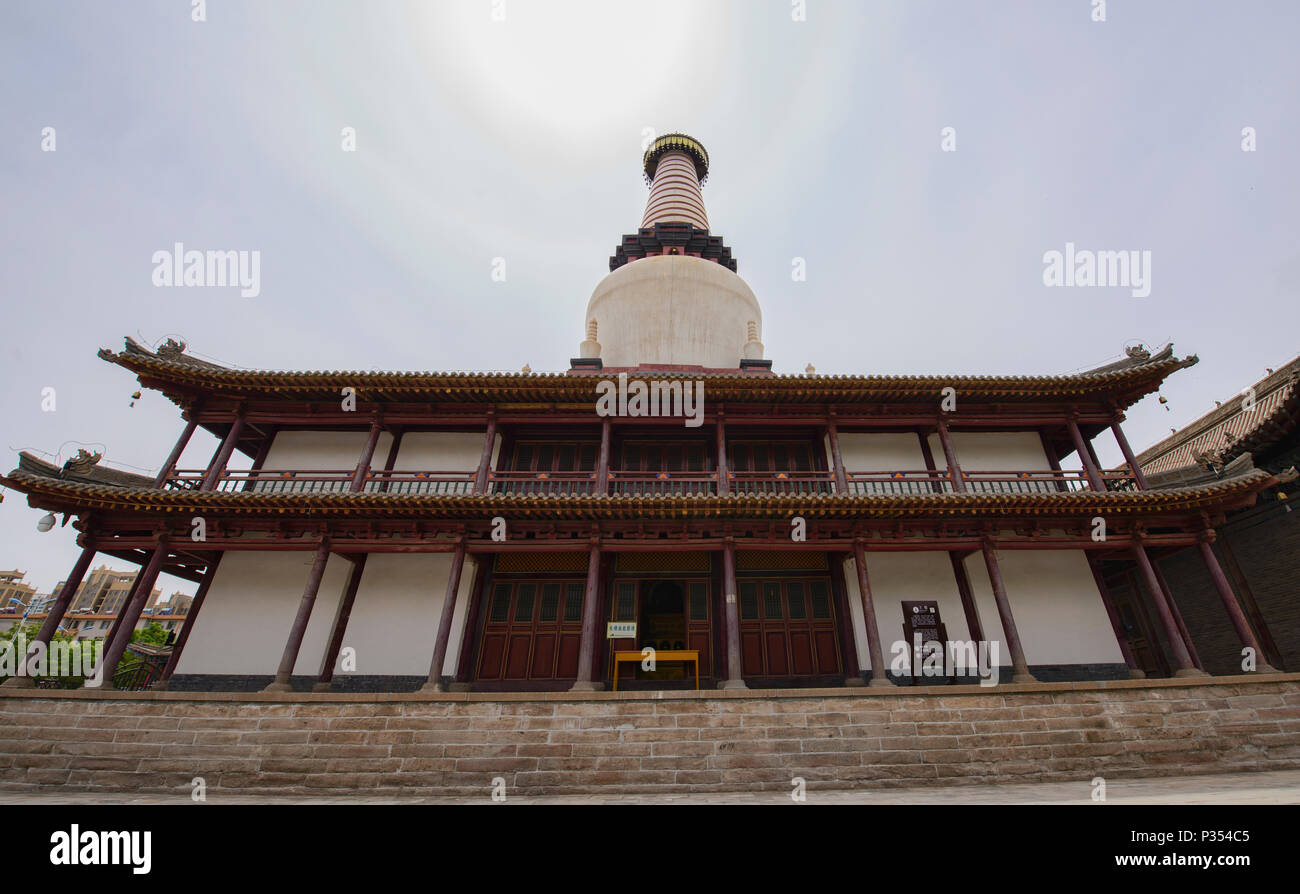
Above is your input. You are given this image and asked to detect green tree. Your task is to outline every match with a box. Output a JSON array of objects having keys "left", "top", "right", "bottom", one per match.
[{"left": 0, "top": 624, "right": 97, "bottom": 689}]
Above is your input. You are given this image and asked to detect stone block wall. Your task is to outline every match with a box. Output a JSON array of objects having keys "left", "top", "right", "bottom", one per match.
[{"left": 1, "top": 676, "right": 1298, "bottom": 797}]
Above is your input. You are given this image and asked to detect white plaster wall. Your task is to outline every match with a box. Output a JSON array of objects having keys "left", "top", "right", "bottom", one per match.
[
  {"left": 586, "top": 255, "right": 762, "bottom": 368},
  {"left": 962, "top": 549, "right": 1123, "bottom": 666},
  {"left": 176, "top": 551, "right": 348, "bottom": 675},
  {"left": 927, "top": 431, "right": 1050, "bottom": 472},
  {"left": 330, "top": 553, "right": 477, "bottom": 677},
  {"left": 264, "top": 430, "right": 393, "bottom": 471},
  {"left": 837, "top": 433, "right": 925, "bottom": 472},
  {"left": 397, "top": 432, "right": 490, "bottom": 472},
  {"left": 842, "top": 552, "right": 972, "bottom": 672}
]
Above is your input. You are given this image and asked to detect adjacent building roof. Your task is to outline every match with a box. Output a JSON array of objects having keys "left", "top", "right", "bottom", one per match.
[
  {"left": 98, "top": 338, "right": 1197, "bottom": 410},
  {"left": 1137, "top": 355, "right": 1300, "bottom": 479}
]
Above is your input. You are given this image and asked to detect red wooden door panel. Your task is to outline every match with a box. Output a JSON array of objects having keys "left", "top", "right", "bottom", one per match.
[
  {"left": 737, "top": 575, "right": 842, "bottom": 679},
  {"left": 476, "top": 579, "right": 585, "bottom": 682}
]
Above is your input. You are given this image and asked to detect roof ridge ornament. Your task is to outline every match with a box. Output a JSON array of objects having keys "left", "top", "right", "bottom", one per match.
[
  {"left": 62, "top": 449, "right": 103, "bottom": 477},
  {"left": 156, "top": 338, "right": 187, "bottom": 360}
]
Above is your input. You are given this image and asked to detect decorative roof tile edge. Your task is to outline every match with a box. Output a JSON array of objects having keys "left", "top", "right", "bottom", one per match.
[
  {"left": 1137, "top": 358, "right": 1300, "bottom": 475},
  {"left": 98, "top": 337, "right": 1198, "bottom": 405},
  {"left": 0, "top": 467, "right": 1279, "bottom": 521}
]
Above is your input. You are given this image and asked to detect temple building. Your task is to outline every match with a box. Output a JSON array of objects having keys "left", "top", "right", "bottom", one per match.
[{"left": 1, "top": 133, "right": 1291, "bottom": 693}]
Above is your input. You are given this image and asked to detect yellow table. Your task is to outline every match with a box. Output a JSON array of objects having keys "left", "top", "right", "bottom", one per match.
[{"left": 611, "top": 649, "right": 700, "bottom": 691}]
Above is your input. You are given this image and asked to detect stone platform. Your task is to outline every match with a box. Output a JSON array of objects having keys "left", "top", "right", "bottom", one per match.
[{"left": 1, "top": 674, "right": 1298, "bottom": 797}]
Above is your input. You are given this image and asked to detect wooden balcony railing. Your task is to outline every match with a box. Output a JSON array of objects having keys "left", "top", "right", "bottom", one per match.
[
  {"left": 729, "top": 471, "right": 835, "bottom": 496},
  {"left": 845, "top": 469, "right": 1137, "bottom": 496},
  {"left": 166, "top": 467, "right": 1137, "bottom": 498},
  {"left": 165, "top": 469, "right": 475, "bottom": 495},
  {"left": 487, "top": 471, "right": 597, "bottom": 496},
  {"left": 609, "top": 471, "right": 718, "bottom": 497}
]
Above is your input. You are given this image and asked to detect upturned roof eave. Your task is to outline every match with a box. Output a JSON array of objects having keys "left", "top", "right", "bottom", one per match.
[{"left": 98, "top": 339, "right": 1198, "bottom": 411}]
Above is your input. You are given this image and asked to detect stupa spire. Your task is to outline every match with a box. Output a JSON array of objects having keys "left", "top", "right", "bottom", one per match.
[
  {"left": 582, "top": 133, "right": 765, "bottom": 371},
  {"left": 640, "top": 133, "right": 710, "bottom": 229}
]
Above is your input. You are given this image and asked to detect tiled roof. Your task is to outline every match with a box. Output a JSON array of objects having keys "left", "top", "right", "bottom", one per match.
[
  {"left": 98, "top": 338, "right": 1197, "bottom": 408},
  {"left": 15, "top": 451, "right": 154, "bottom": 489},
  {"left": 1, "top": 466, "right": 1283, "bottom": 521},
  {"left": 1137, "top": 356, "right": 1300, "bottom": 477}
]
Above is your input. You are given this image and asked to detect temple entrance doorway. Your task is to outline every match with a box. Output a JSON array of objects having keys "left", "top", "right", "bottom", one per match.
[
  {"left": 638, "top": 581, "right": 689, "bottom": 681},
  {"left": 605, "top": 570, "right": 713, "bottom": 687}
]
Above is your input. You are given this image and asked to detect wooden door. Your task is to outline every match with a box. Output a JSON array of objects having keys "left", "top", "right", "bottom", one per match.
[
  {"left": 477, "top": 580, "right": 585, "bottom": 682},
  {"left": 603, "top": 578, "right": 712, "bottom": 682},
  {"left": 738, "top": 577, "right": 841, "bottom": 677}
]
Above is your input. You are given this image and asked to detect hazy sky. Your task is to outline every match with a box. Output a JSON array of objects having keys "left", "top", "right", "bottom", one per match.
[{"left": 2, "top": 0, "right": 1297, "bottom": 597}]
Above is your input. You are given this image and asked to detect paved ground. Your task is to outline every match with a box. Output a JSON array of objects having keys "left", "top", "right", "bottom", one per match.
[{"left": 2, "top": 768, "right": 1299, "bottom": 805}]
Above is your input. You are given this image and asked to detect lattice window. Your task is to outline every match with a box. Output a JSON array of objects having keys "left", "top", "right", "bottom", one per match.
[
  {"left": 763, "top": 582, "right": 782, "bottom": 620},
  {"left": 689, "top": 582, "right": 708, "bottom": 621},
  {"left": 539, "top": 584, "right": 560, "bottom": 622},
  {"left": 787, "top": 582, "right": 807, "bottom": 620},
  {"left": 810, "top": 581, "right": 832, "bottom": 619},
  {"left": 489, "top": 584, "right": 511, "bottom": 623},
  {"left": 563, "top": 583, "right": 583, "bottom": 622},
  {"left": 515, "top": 584, "right": 536, "bottom": 622},
  {"left": 615, "top": 583, "right": 636, "bottom": 621},
  {"left": 740, "top": 582, "right": 758, "bottom": 620}
]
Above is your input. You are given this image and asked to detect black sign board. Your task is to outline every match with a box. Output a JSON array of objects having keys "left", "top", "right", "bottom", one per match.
[{"left": 900, "top": 600, "right": 951, "bottom": 685}]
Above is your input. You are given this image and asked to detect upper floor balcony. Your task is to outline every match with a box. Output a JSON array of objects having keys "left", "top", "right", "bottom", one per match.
[{"left": 163, "top": 466, "right": 1139, "bottom": 497}]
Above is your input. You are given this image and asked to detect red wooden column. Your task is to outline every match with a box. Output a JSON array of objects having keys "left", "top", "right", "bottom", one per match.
[
  {"left": 715, "top": 412, "right": 729, "bottom": 496},
  {"left": 473, "top": 413, "right": 497, "bottom": 494},
  {"left": 263, "top": 541, "right": 332, "bottom": 692},
  {"left": 1067, "top": 416, "right": 1104, "bottom": 490},
  {"left": 1109, "top": 418, "right": 1149, "bottom": 489},
  {"left": 1131, "top": 543, "right": 1207, "bottom": 677},
  {"left": 200, "top": 411, "right": 247, "bottom": 491},
  {"left": 595, "top": 418, "right": 611, "bottom": 496},
  {"left": 1197, "top": 532, "right": 1279, "bottom": 673},
  {"left": 826, "top": 418, "right": 848, "bottom": 493},
  {"left": 349, "top": 419, "right": 384, "bottom": 492},
  {"left": 570, "top": 540, "right": 606, "bottom": 691},
  {"left": 935, "top": 419, "right": 966, "bottom": 493},
  {"left": 1038, "top": 432, "right": 1070, "bottom": 493},
  {"left": 829, "top": 555, "right": 864, "bottom": 685},
  {"left": 1085, "top": 555, "right": 1145, "bottom": 678},
  {"left": 155, "top": 554, "right": 224, "bottom": 689},
  {"left": 240, "top": 432, "right": 275, "bottom": 492},
  {"left": 377, "top": 429, "right": 404, "bottom": 493},
  {"left": 719, "top": 539, "right": 747, "bottom": 689},
  {"left": 99, "top": 541, "right": 168, "bottom": 688},
  {"left": 850, "top": 541, "right": 892, "bottom": 687},
  {"left": 1151, "top": 563, "right": 1204, "bottom": 670},
  {"left": 919, "top": 432, "right": 986, "bottom": 641},
  {"left": 1, "top": 544, "right": 97, "bottom": 688},
  {"left": 979, "top": 540, "right": 1037, "bottom": 682},
  {"left": 1216, "top": 536, "right": 1284, "bottom": 668},
  {"left": 100, "top": 559, "right": 156, "bottom": 664},
  {"left": 421, "top": 540, "right": 468, "bottom": 692},
  {"left": 948, "top": 552, "right": 985, "bottom": 643},
  {"left": 153, "top": 417, "right": 200, "bottom": 487},
  {"left": 314, "top": 554, "right": 370, "bottom": 691}
]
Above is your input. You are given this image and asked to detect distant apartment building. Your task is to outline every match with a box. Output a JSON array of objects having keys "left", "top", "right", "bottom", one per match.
[
  {"left": 0, "top": 564, "right": 190, "bottom": 641},
  {"left": 0, "top": 570, "right": 38, "bottom": 613}
]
